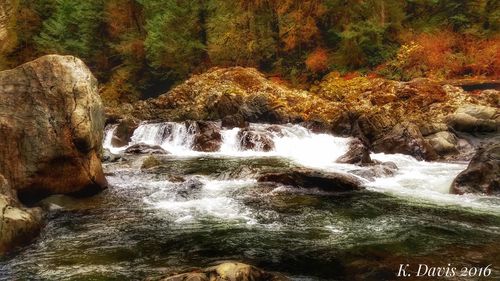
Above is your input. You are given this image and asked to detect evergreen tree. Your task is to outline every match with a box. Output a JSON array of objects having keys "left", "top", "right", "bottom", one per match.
[{"left": 35, "top": 0, "right": 104, "bottom": 59}]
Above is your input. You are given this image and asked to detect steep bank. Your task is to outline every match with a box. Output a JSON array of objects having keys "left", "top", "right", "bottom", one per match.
[
  {"left": 113, "top": 67, "right": 498, "bottom": 161},
  {"left": 0, "top": 55, "right": 107, "bottom": 254}
]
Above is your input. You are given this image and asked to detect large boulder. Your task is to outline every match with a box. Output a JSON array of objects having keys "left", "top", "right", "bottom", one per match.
[
  {"left": 372, "top": 122, "right": 437, "bottom": 161},
  {"left": 157, "top": 262, "right": 289, "bottom": 281},
  {"left": 111, "top": 117, "right": 139, "bottom": 147},
  {"left": 187, "top": 121, "right": 222, "bottom": 152},
  {"left": 336, "top": 138, "right": 373, "bottom": 165},
  {"left": 0, "top": 175, "right": 42, "bottom": 255},
  {"left": 0, "top": 55, "right": 107, "bottom": 200},
  {"left": 238, "top": 127, "right": 275, "bottom": 152},
  {"left": 258, "top": 168, "right": 364, "bottom": 192},
  {"left": 450, "top": 144, "right": 500, "bottom": 195},
  {"left": 446, "top": 104, "right": 499, "bottom": 133}
]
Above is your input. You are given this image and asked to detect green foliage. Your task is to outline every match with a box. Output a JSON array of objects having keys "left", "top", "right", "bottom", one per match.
[
  {"left": 34, "top": 0, "right": 104, "bottom": 59},
  {"left": 5, "top": 0, "right": 499, "bottom": 103},
  {"left": 139, "top": 0, "right": 206, "bottom": 78}
]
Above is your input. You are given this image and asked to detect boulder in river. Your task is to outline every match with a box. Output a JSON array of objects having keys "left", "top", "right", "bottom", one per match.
[
  {"left": 187, "top": 121, "right": 222, "bottom": 152},
  {"left": 350, "top": 161, "right": 399, "bottom": 181},
  {"left": 450, "top": 143, "right": 499, "bottom": 195},
  {"left": 336, "top": 138, "right": 373, "bottom": 165},
  {"left": 238, "top": 128, "right": 275, "bottom": 152},
  {"left": 125, "top": 143, "right": 169, "bottom": 154},
  {"left": 0, "top": 55, "right": 107, "bottom": 200},
  {"left": 157, "top": 262, "right": 289, "bottom": 281},
  {"left": 258, "top": 168, "right": 364, "bottom": 192},
  {"left": 111, "top": 117, "right": 139, "bottom": 147},
  {"left": 371, "top": 122, "right": 438, "bottom": 161}
]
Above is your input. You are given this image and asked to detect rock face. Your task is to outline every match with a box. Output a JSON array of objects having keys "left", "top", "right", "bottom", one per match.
[
  {"left": 238, "top": 128, "right": 275, "bottom": 152},
  {"left": 158, "top": 262, "right": 289, "bottom": 281},
  {"left": 0, "top": 176, "right": 42, "bottom": 254},
  {"left": 0, "top": 55, "right": 107, "bottom": 200},
  {"left": 450, "top": 144, "right": 500, "bottom": 195},
  {"left": 0, "top": 0, "right": 16, "bottom": 63},
  {"left": 258, "top": 168, "right": 364, "bottom": 192},
  {"left": 187, "top": 121, "right": 223, "bottom": 152}
]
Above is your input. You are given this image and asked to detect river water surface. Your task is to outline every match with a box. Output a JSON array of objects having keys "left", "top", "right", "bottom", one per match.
[{"left": 1, "top": 123, "right": 499, "bottom": 280}]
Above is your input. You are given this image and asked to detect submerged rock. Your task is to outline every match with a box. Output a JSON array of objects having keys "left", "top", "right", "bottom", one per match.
[
  {"left": 336, "top": 138, "right": 372, "bottom": 165},
  {"left": 450, "top": 143, "right": 499, "bottom": 195},
  {"left": 157, "top": 262, "right": 289, "bottom": 281},
  {"left": 141, "top": 155, "right": 163, "bottom": 170},
  {"left": 238, "top": 128, "right": 275, "bottom": 152},
  {"left": 258, "top": 168, "right": 364, "bottom": 192},
  {"left": 176, "top": 178, "right": 204, "bottom": 199},
  {"left": 125, "top": 143, "right": 168, "bottom": 154},
  {"left": 350, "top": 162, "right": 398, "bottom": 181},
  {"left": 0, "top": 55, "right": 107, "bottom": 200},
  {"left": 187, "top": 121, "right": 222, "bottom": 152}
]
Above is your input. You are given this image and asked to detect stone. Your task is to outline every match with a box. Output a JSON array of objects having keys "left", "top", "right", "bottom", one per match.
[
  {"left": 372, "top": 122, "right": 438, "bottom": 161},
  {"left": 111, "top": 117, "right": 139, "bottom": 147},
  {"left": 425, "top": 131, "right": 458, "bottom": 154},
  {"left": 0, "top": 55, "right": 107, "bottom": 200},
  {"left": 237, "top": 128, "right": 275, "bottom": 152},
  {"left": 0, "top": 175, "right": 42, "bottom": 255},
  {"left": 258, "top": 168, "right": 364, "bottom": 192},
  {"left": 125, "top": 143, "right": 169, "bottom": 154},
  {"left": 336, "top": 138, "right": 373, "bottom": 165},
  {"left": 450, "top": 143, "right": 500, "bottom": 195},
  {"left": 447, "top": 104, "right": 499, "bottom": 133},
  {"left": 141, "top": 156, "right": 163, "bottom": 170},
  {"left": 350, "top": 162, "right": 398, "bottom": 181},
  {"left": 159, "top": 262, "right": 290, "bottom": 281},
  {"left": 187, "top": 121, "right": 223, "bottom": 152}
]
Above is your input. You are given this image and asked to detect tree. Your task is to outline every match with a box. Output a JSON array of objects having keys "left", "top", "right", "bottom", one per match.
[{"left": 35, "top": 0, "right": 104, "bottom": 59}]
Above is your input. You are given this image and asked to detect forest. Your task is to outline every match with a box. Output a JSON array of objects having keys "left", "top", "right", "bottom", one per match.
[{"left": 1, "top": 0, "right": 499, "bottom": 104}]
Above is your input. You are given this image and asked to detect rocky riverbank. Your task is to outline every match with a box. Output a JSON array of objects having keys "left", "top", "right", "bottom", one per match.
[{"left": 108, "top": 67, "right": 498, "bottom": 163}]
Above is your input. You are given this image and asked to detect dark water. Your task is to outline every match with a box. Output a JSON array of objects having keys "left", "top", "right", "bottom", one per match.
[{"left": 1, "top": 156, "right": 499, "bottom": 281}]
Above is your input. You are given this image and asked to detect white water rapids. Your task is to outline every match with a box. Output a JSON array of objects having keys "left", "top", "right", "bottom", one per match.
[{"left": 103, "top": 122, "right": 500, "bottom": 214}]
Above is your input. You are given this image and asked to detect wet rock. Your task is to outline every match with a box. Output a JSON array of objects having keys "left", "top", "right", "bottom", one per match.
[
  {"left": 111, "top": 117, "right": 139, "bottom": 147},
  {"left": 0, "top": 176, "right": 42, "bottom": 255},
  {"left": 176, "top": 178, "right": 204, "bottom": 199},
  {"left": 158, "top": 262, "right": 289, "bottom": 281},
  {"left": 372, "top": 122, "right": 437, "bottom": 161},
  {"left": 187, "top": 121, "right": 222, "bottom": 152},
  {"left": 450, "top": 143, "right": 500, "bottom": 195},
  {"left": 446, "top": 104, "right": 499, "bottom": 133},
  {"left": 258, "top": 168, "right": 364, "bottom": 192},
  {"left": 141, "top": 156, "right": 163, "bottom": 170},
  {"left": 350, "top": 162, "right": 398, "bottom": 181},
  {"left": 125, "top": 143, "right": 168, "bottom": 154},
  {"left": 336, "top": 138, "right": 373, "bottom": 165},
  {"left": 238, "top": 128, "right": 275, "bottom": 152},
  {"left": 102, "top": 148, "right": 123, "bottom": 163},
  {"left": 0, "top": 55, "right": 107, "bottom": 199}
]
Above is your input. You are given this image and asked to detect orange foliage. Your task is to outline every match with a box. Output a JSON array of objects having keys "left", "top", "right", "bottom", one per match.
[{"left": 305, "top": 48, "right": 329, "bottom": 73}]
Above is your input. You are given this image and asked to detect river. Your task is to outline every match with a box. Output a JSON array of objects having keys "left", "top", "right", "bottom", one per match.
[{"left": 1, "top": 123, "right": 499, "bottom": 280}]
